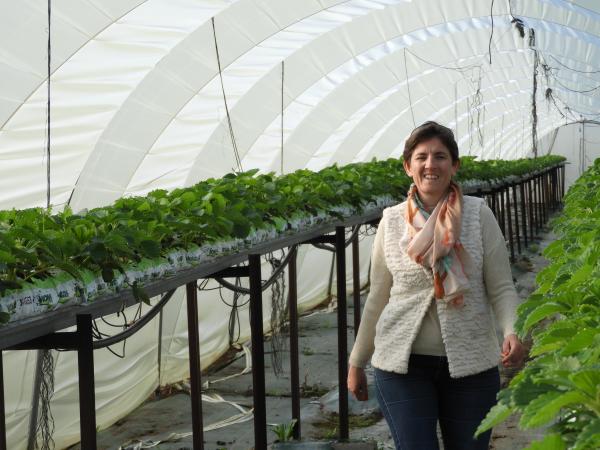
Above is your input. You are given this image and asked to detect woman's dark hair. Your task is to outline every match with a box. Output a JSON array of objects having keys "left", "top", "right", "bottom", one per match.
[{"left": 403, "top": 121, "right": 459, "bottom": 163}]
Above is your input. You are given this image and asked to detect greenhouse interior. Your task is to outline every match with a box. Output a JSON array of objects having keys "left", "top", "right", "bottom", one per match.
[{"left": 1, "top": 0, "right": 599, "bottom": 449}]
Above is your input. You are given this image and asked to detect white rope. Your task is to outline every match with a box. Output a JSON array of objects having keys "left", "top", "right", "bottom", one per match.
[
  {"left": 117, "top": 393, "right": 254, "bottom": 449},
  {"left": 202, "top": 343, "right": 252, "bottom": 389}
]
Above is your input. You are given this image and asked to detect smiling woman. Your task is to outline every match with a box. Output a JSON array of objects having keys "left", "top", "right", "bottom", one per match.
[
  {"left": 402, "top": 122, "right": 461, "bottom": 211},
  {"left": 347, "top": 121, "right": 526, "bottom": 450}
]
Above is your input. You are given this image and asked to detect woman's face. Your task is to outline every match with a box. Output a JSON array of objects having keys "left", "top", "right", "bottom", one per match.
[{"left": 403, "top": 137, "right": 459, "bottom": 201}]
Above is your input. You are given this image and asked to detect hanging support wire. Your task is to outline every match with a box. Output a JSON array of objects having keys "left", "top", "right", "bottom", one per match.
[
  {"left": 211, "top": 17, "right": 243, "bottom": 173},
  {"left": 30, "top": 3, "right": 56, "bottom": 448},
  {"left": 530, "top": 29, "right": 539, "bottom": 157},
  {"left": 281, "top": 60, "right": 285, "bottom": 175},
  {"left": 488, "top": 0, "right": 495, "bottom": 64},
  {"left": 45, "top": 0, "right": 52, "bottom": 209},
  {"left": 403, "top": 48, "right": 416, "bottom": 128}
]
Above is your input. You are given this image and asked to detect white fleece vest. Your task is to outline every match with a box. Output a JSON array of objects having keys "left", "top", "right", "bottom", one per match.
[{"left": 371, "top": 195, "right": 501, "bottom": 378}]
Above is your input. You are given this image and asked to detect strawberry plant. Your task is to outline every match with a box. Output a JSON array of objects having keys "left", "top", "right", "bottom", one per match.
[
  {"left": 0, "top": 156, "right": 564, "bottom": 325},
  {"left": 476, "top": 158, "right": 600, "bottom": 449}
]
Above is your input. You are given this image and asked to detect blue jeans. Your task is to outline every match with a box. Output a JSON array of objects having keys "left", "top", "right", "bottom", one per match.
[{"left": 374, "top": 354, "right": 500, "bottom": 450}]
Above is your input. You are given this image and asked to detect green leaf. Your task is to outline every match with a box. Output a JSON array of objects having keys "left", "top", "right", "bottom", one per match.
[
  {"left": 561, "top": 329, "right": 599, "bottom": 356},
  {"left": 523, "top": 433, "right": 566, "bottom": 450},
  {"left": 271, "top": 217, "right": 288, "bottom": 232},
  {"left": 136, "top": 201, "right": 151, "bottom": 212},
  {"left": 0, "top": 311, "right": 10, "bottom": 324},
  {"left": 573, "top": 418, "right": 600, "bottom": 450},
  {"left": 519, "top": 390, "right": 586, "bottom": 429},
  {"left": 132, "top": 282, "right": 150, "bottom": 306},
  {"left": 569, "top": 370, "right": 600, "bottom": 397},
  {"left": 0, "top": 279, "right": 22, "bottom": 293},
  {"left": 88, "top": 242, "right": 108, "bottom": 263},
  {"left": 0, "top": 250, "right": 16, "bottom": 264},
  {"left": 101, "top": 267, "right": 114, "bottom": 283},
  {"left": 474, "top": 403, "right": 512, "bottom": 437},
  {"left": 522, "top": 302, "right": 569, "bottom": 333},
  {"left": 139, "top": 240, "right": 161, "bottom": 258}
]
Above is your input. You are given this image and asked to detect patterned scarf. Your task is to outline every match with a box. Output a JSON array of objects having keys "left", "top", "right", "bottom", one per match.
[{"left": 405, "top": 181, "right": 470, "bottom": 307}]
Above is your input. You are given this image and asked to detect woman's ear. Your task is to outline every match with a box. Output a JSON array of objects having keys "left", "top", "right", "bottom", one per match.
[
  {"left": 403, "top": 159, "right": 412, "bottom": 177},
  {"left": 451, "top": 159, "right": 460, "bottom": 176}
]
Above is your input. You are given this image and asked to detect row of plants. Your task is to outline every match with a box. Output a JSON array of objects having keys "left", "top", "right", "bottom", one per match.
[
  {"left": 0, "top": 155, "right": 565, "bottom": 325},
  {"left": 476, "top": 158, "right": 600, "bottom": 449},
  {"left": 456, "top": 154, "right": 563, "bottom": 186}
]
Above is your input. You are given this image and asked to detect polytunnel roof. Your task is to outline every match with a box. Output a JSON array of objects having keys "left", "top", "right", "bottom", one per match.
[{"left": 1, "top": 0, "right": 599, "bottom": 211}]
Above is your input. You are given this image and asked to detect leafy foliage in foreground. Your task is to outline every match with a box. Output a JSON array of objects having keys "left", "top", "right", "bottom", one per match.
[
  {"left": 476, "top": 158, "right": 600, "bottom": 449},
  {"left": 0, "top": 155, "right": 564, "bottom": 324}
]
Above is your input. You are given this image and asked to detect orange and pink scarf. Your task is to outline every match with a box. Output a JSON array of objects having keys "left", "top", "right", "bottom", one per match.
[{"left": 405, "top": 182, "right": 470, "bottom": 307}]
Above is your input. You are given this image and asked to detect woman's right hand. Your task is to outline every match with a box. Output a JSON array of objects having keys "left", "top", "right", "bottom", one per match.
[{"left": 347, "top": 365, "right": 368, "bottom": 401}]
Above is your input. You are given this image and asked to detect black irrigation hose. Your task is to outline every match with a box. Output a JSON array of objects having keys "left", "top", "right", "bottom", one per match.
[
  {"left": 310, "top": 224, "right": 362, "bottom": 252},
  {"left": 93, "top": 289, "right": 176, "bottom": 349},
  {"left": 214, "top": 245, "right": 298, "bottom": 294}
]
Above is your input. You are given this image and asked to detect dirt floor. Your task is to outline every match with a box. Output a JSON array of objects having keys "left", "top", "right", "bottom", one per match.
[{"left": 69, "top": 225, "right": 557, "bottom": 450}]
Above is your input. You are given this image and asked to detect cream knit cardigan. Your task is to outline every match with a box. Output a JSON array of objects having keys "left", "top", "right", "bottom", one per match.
[{"left": 349, "top": 195, "right": 520, "bottom": 378}]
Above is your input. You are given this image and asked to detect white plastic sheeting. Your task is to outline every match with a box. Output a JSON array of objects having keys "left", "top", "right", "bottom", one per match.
[{"left": 2, "top": 0, "right": 600, "bottom": 448}]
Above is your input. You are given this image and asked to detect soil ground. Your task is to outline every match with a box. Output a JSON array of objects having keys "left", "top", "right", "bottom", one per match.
[{"left": 69, "top": 224, "right": 557, "bottom": 450}]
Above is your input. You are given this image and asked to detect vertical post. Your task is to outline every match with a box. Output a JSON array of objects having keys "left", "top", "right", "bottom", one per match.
[
  {"left": 561, "top": 164, "right": 566, "bottom": 201},
  {"left": 541, "top": 173, "right": 547, "bottom": 224},
  {"left": 520, "top": 182, "right": 528, "bottom": 248},
  {"left": 530, "top": 178, "right": 537, "bottom": 236},
  {"left": 547, "top": 171, "right": 551, "bottom": 215},
  {"left": 288, "top": 247, "right": 301, "bottom": 440},
  {"left": 76, "top": 314, "right": 97, "bottom": 450},
  {"left": 248, "top": 254, "right": 267, "bottom": 450},
  {"left": 527, "top": 179, "right": 534, "bottom": 241},
  {"left": 498, "top": 189, "right": 505, "bottom": 236},
  {"left": 186, "top": 282, "right": 204, "bottom": 450},
  {"left": 27, "top": 352, "right": 43, "bottom": 450},
  {"left": 551, "top": 168, "right": 558, "bottom": 210},
  {"left": 0, "top": 351, "right": 6, "bottom": 450},
  {"left": 490, "top": 190, "right": 497, "bottom": 218},
  {"left": 352, "top": 229, "right": 361, "bottom": 339},
  {"left": 512, "top": 184, "right": 521, "bottom": 254},
  {"left": 505, "top": 186, "right": 515, "bottom": 262},
  {"left": 335, "top": 227, "right": 349, "bottom": 440},
  {"left": 539, "top": 175, "right": 544, "bottom": 227}
]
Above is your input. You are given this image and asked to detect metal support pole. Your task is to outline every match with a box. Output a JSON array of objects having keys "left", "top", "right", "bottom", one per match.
[
  {"left": 248, "top": 254, "right": 267, "bottom": 450},
  {"left": 352, "top": 231, "right": 361, "bottom": 339},
  {"left": 520, "top": 182, "right": 528, "bottom": 248},
  {"left": 548, "top": 171, "right": 552, "bottom": 214},
  {"left": 490, "top": 190, "right": 497, "bottom": 219},
  {"left": 498, "top": 189, "right": 506, "bottom": 236},
  {"left": 506, "top": 187, "right": 515, "bottom": 262},
  {"left": 539, "top": 175, "right": 544, "bottom": 228},
  {"left": 186, "top": 282, "right": 204, "bottom": 450},
  {"left": 288, "top": 247, "right": 301, "bottom": 440},
  {"left": 512, "top": 184, "right": 521, "bottom": 254},
  {"left": 27, "top": 351, "right": 43, "bottom": 450},
  {"left": 76, "top": 314, "right": 97, "bottom": 450},
  {"left": 0, "top": 351, "right": 6, "bottom": 450},
  {"left": 530, "top": 178, "right": 537, "bottom": 236},
  {"left": 335, "top": 227, "right": 349, "bottom": 440},
  {"left": 527, "top": 179, "right": 534, "bottom": 241},
  {"left": 551, "top": 168, "right": 558, "bottom": 210},
  {"left": 561, "top": 165, "right": 566, "bottom": 201},
  {"left": 541, "top": 173, "right": 547, "bottom": 224}
]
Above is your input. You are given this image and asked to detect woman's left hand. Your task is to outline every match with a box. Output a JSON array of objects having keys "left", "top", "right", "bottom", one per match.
[{"left": 501, "top": 334, "right": 526, "bottom": 368}]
